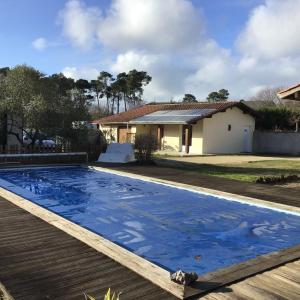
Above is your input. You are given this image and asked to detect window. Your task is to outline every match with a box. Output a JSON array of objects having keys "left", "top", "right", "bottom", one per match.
[{"left": 228, "top": 124, "right": 231, "bottom": 131}]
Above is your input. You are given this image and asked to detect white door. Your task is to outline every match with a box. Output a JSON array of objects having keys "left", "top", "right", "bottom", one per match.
[{"left": 243, "top": 127, "right": 252, "bottom": 152}]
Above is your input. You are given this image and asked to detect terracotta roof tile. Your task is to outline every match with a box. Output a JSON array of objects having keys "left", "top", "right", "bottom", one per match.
[
  {"left": 93, "top": 101, "right": 254, "bottom": 124},
  {"left": 91, "top": 104, "right": 166, "bottom": 124}
]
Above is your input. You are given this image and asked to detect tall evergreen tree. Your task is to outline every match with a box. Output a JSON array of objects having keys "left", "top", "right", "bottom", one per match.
[{"left": 207, "top": 89, "right": 229, "bottom": 102}]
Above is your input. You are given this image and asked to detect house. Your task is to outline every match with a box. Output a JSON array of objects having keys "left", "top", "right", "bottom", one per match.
[
  {"left": 92, "top": 101, "right": 256, "bottom": 155},
  {"left": 277, "top": 83, "right": 300, "bottom": 101}
]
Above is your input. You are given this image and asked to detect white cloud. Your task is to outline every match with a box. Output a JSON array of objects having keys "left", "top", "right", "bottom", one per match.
[
  {"left": 58, "top": 0, "right": 204, "bottom": 52},
  {"left": 97, "top": 0, "right": 204, "bottom": 52},
  {"left": 59, "top": 0, "right": 300, "bottom": 101},
  {"left": 111, "top": 50, "right": 191, "bottom": 100},
  {"left": 32, "top": 37, "right": 47, "bottom": 51},
  {"left": 58, "top": 0, "right": 102, "bottom": 50},
  {"left": 62, "top": 66, "right": 100, "bottom": 80},
  {"left": 237, "top": 0, "right": 300, "bottom": 59}
]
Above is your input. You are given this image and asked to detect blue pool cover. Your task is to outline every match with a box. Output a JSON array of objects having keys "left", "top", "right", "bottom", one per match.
[{"left": 0, "top": 166, "right": 300, "bottom": 275}]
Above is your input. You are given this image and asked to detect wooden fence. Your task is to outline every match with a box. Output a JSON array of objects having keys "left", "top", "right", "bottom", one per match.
[
  {"left": 0, "top": 144, "right": 104, "bottom": 165},
  {"left": 0, "top": 144, "right": 76, "bottom": 154}
]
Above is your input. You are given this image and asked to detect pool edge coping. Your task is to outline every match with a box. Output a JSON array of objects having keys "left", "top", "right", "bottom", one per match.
[
  {"left": 89, "top": 165, "right": 300, "bottom": 297},
  {"left": 0, "top": 165, "right": 300, "bottom": 299},
  {"left": 89, "top": 165, "right": 300, "bottom": 216}
]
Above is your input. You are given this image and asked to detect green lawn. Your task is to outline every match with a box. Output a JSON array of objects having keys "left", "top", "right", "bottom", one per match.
[{"left": 193, "top": 160, "right": 300, "bottom": 182}]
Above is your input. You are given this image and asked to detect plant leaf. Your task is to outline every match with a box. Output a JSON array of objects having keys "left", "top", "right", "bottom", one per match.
[
  {"left": 84, "top": 293, "right": 96, "bottom": 300},
  {"left": 104, "top": 288, "right": 111, "bottom": 300}
]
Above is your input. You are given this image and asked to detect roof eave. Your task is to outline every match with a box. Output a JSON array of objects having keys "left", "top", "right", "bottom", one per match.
[
  {"left": 129, "top": 121, "right": 188, "bottom": 125},
  {"left": 278, "top": 83, "right": 300, "bottom": 96},
  {"left": 277, "top": 88, "right": 300, "bottom": 100},
  {"left": 100, "top": 122, "right": 130, "bottom": 125}
]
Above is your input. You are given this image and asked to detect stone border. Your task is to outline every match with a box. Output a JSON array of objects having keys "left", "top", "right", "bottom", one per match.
[{"left": 1, "top": 165, "right": 300, "bottom": 299}]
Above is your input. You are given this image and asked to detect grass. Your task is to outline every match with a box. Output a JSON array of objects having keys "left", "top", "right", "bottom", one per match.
[{"left": 191, "top": 160, "right": 300, "bottom": 183}]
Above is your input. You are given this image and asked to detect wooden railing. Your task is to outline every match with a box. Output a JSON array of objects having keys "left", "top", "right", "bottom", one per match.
[{"left": 0, "top": 144, "right": 100, "bottom": 154}]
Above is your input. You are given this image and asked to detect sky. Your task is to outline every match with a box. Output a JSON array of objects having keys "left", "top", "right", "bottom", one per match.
[{"left": 1, "top": 0, "right": 300, "bottom": 101}]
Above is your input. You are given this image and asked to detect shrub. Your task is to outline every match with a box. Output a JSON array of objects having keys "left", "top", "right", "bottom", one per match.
[
  {"left": 73, "top": 128, "right": 107, "bottom": 161},
  {"left": 134, "top": 133, "right": 157, "bottom": 163},
  {"left": 86, "top": 129, "right": 107, "bottom": 161},
  {"left": 256, "top": 174, "right": 299, "bottom": 184},
  {"left": 256, "top": 106, "right": 300, "bottom": 132}
]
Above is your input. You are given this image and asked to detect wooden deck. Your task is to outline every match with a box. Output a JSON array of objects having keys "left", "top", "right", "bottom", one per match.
[
  {"left": 0, "top": 197, "right": 175, "bottom": 300},
  {"left": 202, "top": 259, "right": 300, "bottom": 300},
  {"left": 1, "top": 164, "right": 300, "bottom": 299}
]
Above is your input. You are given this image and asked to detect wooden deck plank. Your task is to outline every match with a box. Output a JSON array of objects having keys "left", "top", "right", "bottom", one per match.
[
  {"left": 202, "top": 260, "right": 300, "bottom": 300},
  {"left": 272, "top": 269, "right": 300, "bottom": 284},
  {"left": 10, "top": 266, "right": 126, "bottom": 299},
  {"left": 54, "top": 274, "right": 148, "bottom": 300},
  {"left": 266, "top": 272, "right": 300, "bottom": 289},
  {"left": 1, "top": 253, "right": 106, "bottom": 280},
  {"left": 0, "top": 244, "right": 96, "bottom": 264},
  {"left": 248, "top": 275, "right": 300, "bottom": 299},
  {"left": 230, "top": 282, "right": 287, "bottom": 300}
]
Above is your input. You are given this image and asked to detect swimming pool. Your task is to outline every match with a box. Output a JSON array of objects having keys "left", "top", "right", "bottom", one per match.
[{"left": 0, "top": 166, "right": 299, "bottom": 275}]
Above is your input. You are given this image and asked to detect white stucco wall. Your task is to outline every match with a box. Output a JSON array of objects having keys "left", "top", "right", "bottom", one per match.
[
  {"left": 136, "top": 124, "right": 156, "bottom": 136},
  {"left": 202, "top": 107, "right": 255, "bottom": 154},
  {"left": 189, "top": 120, "right": 204, "bottom": 154},
  {"left": 162, "top": 124, "right": 181, "bottom": 152}
]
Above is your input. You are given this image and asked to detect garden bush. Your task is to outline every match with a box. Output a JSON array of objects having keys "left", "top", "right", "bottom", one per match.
[
  {"left": 256, "top": 106, "right": 300, "bottom": 132},
  {"left": 134, "top": 133, "right": 157, "bottom": 163},
  {"left": 256, "top": 174, "right": 299, "bottom": 184}
]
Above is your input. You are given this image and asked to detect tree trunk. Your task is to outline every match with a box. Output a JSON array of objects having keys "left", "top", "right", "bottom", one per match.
[
  {"left": 111, "top": 97, "right": 115, "bottom": 115},
  {"left": 97, "top": 95, "right": 100, "bottom": 110},
  {"left": 106, "top": 97, "right": 110, "bottom": 113},
  {"left": 117, "top": 96, "right": 120, "bottom": 114},
  {"left": 124, "top": 93, "right": 127, "bottom": 111}
]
